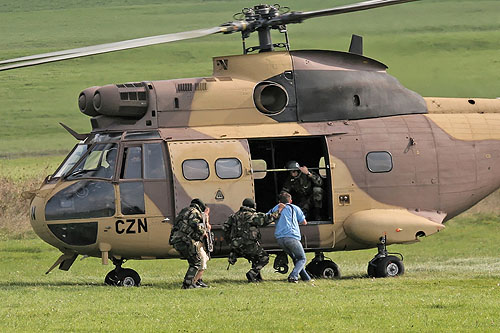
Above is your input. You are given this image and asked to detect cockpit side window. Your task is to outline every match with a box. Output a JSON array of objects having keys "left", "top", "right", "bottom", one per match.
[{"left": 121, "top": 146, "right": 143, "bottom": 179}]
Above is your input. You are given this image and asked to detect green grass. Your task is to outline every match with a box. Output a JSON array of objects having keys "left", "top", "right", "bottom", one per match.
[
  {"left": 0, "top": 2, "right": 499, "bottom": 330},
  {"left": 0, "top": 0, "right": 499, "bottom": 156},
  {"left": 0, "top": 155, "right": 63, "bottom": 181},
  {"left": 1, "top": 215, "right": 500, "bottom": 332}
]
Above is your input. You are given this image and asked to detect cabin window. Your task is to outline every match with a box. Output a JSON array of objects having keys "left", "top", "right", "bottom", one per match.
[
  {"left": 215, "top": 158, "right": 242, "bottom": 179},
  {"left": 366, "top": 151, "right": 393, "bottom": 173},
  {"left": 124, "top": 131, "right": 160, "bottom": 140},
  {"left": 122, "top": 146, "right": 143, "bottom": 179},
  {"left": 182, "top": 159, "right": 209, "bottom": 180},
  {"left": 251, "top": 159, "right": 267, "bottom": 180},
  {"left": 120, "top": 182, "right": 145, "bottom": 215},
  {"left": 144, "top": 143, "right": 166, "bottom": 179}
]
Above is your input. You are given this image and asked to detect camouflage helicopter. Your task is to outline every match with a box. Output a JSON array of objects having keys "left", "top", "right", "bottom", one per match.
[{"left": 2, "top": 0, "right": 500, "bottom": 286}]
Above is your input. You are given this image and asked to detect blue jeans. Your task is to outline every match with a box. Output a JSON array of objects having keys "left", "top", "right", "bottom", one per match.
[{"left": 277, "top": 237, "right": 311, "bottom": 281}]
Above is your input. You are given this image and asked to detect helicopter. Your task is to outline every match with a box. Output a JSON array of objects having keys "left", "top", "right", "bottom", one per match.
[{"left": 2, "top": 0, "right": 500, "bottom": 286}]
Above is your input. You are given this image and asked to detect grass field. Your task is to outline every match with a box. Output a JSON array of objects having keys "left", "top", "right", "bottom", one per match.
[
  {"left": 0, "top": 214, "right": 500, "bottom": 332},
  {"left": 0, "top": 153, "right": 499, "bottom": 332}
]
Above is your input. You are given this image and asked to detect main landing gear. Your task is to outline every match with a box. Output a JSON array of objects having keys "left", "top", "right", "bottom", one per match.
[
  {"left": 273, "top": 251, "right": 341, "bottom": 279},
  {"left": 104, "top": 257, "right": 141, "bottom": 287},
  {"left": 305, "top": 252, "right": 341, "bottom": 279},
  {"left": 367, "top": 235, "right": 404, "bottom": 278}
]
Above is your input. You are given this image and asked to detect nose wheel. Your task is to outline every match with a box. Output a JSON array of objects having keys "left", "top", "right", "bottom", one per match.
[
  {"left": 104, "top": 258, "right": 141, "bottom": 287},
  {"left": 367, "top": 235, "right": 404, "bottom": 278}
]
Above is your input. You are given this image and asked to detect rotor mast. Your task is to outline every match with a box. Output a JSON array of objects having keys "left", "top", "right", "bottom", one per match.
[{"left": 235, "top": 4, "right": 290, "bottom": 54}]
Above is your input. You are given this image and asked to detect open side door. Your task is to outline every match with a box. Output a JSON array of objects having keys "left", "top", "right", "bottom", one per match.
[{"left": 248, "top": 136, "right": 335, "bottom": 251}]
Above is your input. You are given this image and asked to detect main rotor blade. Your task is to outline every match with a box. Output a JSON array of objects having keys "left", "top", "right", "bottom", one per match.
[
  {"left": 0, "top": 26, "right": 224, "bottom": 71},
  {"left": 269, "top": 0, "right": 420, "bottom": 25}
]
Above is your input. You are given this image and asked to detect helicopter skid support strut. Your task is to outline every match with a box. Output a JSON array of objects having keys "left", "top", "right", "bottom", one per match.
[
  {"left": 367, "top": 235, "right": 405, "bottom": 278},
  {"left": 45, "top": 252, "right": 78, "bottom": 275}
]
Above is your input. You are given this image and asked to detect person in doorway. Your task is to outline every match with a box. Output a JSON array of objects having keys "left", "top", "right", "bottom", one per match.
[
  {"left": 223, "top": 198, "right": 285, "bottom": 282},
  {"left": 169, "top": 198, "right": 211, "bottom": 289},
  {"left": 268, "top": 191, "right": 312, "bottom": 283},
  {"left": 281, "top": 160, "right": 323, "bottom": 220}
]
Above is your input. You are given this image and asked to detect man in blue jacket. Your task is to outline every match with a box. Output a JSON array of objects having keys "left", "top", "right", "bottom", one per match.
[{"left": 268, "top": 191, "right": 312, "bottom": 283}]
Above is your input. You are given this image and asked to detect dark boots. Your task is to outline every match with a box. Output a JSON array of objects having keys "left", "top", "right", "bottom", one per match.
[{"left": 246, "top": 269, "right": 263, "bottom": 283}]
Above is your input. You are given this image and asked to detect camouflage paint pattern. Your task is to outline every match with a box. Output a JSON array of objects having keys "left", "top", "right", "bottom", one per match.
[{"left": 29, "top": 50, "right": 500, "bottom": 266}]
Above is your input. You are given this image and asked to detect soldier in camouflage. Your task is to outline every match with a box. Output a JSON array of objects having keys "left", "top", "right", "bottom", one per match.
[
  {"left": 169, "top": 198, "right": 210, "bottom": 289},
  {"left": 223, "top": 198, "right": 285, "bottom": 282},
  {"left": 282, "top": 160, "right": 324, "bottom": 220}
]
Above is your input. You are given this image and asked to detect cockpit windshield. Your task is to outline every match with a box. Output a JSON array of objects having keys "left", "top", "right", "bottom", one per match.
[
  {"left": 64, "top": 143, "right": 118, "bottom": 180},
  {"left": 53, "top": 144, "right": 89, "bottom": 178}
]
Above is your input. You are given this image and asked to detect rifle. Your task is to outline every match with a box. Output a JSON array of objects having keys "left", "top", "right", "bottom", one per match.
[{"left": 202, "top": 212, "right": 214, "bottom": 257}]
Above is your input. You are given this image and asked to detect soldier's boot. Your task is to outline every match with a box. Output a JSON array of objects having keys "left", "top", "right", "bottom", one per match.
[
  {"left": 246, "top": 270, "right": 258, "bottom": 283},
  {"left": 182, "top": 282, "right": 200, "bottom": 289},
  {"left": 196, "top": 279, "right": 209, "bottom": 288},
  {"left": 182, "top": 265, "right": 200, "bottom": 289},
  {"left": 255, "top": 271, "right": 263, "bottom": 282}
]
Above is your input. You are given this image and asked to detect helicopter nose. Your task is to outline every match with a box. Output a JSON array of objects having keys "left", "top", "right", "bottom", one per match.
[{"left": 29, "top": 195, "right": 48, "bottom": 241}]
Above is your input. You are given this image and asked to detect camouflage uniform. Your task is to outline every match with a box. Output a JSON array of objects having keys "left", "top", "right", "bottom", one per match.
[
  {"left": 282, "top": 171, "right": 323, "bottom": 219},
  {"left": 223, "top": 206, "right": 281, "bottom": 282},
  {"left": 169, "top": 202, "right": 207, "bottom": 288}
]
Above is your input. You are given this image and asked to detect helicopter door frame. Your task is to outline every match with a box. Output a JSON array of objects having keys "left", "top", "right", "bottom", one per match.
[
  {"left": 107, "top": 140, "right": 172, "bottom": 255},
  {"left": 248, "top": 136, "right": 335, "bottom": 250}
]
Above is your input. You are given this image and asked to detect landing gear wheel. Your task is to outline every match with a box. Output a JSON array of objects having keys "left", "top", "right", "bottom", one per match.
[
  {"left": 316, "top": 261, "right": 341, "bottom": 279},
  {"left": 305, "top": 261, "right": 320, "bottom": 277},
  {"left": 367, "top": 235, "right": 405, "bottom": 278},
  {"left": 104, "top": 270, "right": 119, "bottom": 286},
  {"left": 367, "top": 262, "right": 376, "bottom": 278},
  {"left": 306, "top": 253, "right": 341, "bottom": 279},
  {"left": 116, "top": 268, "right": 141, "bottom": 287},
  {"left": 368, "top": 256, "right": 405, "bottom": 277}
]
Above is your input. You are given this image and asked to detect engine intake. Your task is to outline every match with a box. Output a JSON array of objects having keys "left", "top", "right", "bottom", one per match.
[
  {"left": 253, "top": 81, "right": 288, "bottom": 115},
  {"left": 78, "top": 86, "right": 100, "bottom": 117},
  {"left": 79, "top": 82, "right": 149, "bottom": 118}
]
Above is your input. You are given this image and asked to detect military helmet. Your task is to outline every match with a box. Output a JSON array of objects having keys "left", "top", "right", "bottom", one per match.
[
  {"left": 242, "top": 198, "right": 256, "bottom": 209},
  {"left": 190, "top": 198, "right": 206, "bottom": 211},
  {"left": 285, "top": 160, "right": 300, "bottom": 170}
]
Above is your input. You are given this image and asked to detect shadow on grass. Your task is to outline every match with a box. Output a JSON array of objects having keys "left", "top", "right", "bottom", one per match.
[
  {"left": 0, "top": 281, "right": 104, "bottom": 288},
  {"left": 142, "top": 274, "right": 374, "bottom": 289},
  {"left": 0, "top": 274, "right": 376, "bottom": 290}
]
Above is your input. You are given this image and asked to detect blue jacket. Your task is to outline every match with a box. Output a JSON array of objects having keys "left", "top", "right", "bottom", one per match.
[{"left": 268, "top": 203, "right": 305, "bottom": 240}]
